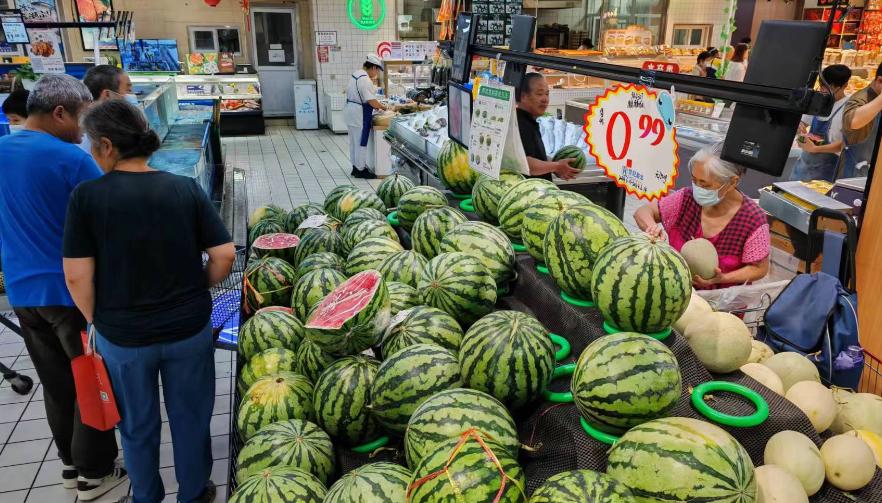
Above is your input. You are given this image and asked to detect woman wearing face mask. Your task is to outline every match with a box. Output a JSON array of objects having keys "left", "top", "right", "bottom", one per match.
[{"left": 634, "top": 143, "right": 770, "bottom": 289}]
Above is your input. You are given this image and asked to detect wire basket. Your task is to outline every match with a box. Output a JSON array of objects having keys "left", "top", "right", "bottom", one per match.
[
  {"left": 210, "top": 246, "right": 247, "bottom": 351},
  {"left": 859, "top": 349, "right": 882, "bottom": 396}
]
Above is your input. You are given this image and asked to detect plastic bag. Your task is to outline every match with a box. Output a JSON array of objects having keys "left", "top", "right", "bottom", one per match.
[{"left": 552, "top": 118, "right": 567, "bottom": 154}]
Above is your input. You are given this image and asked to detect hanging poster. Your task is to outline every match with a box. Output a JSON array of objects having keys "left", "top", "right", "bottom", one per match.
[
  {"left": 16, "top": 0, "right": 65, "bottom": 66},
  {"left": 27, "top": 29, "right": 64, "bottom": 73},
  {"left": 75, "top": 0, "right": 117, "bottom": 51}
]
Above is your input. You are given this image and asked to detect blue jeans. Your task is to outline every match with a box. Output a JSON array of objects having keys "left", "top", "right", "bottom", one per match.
[{"left": 97, "top": 324, "right": 215, "bottom": 503}]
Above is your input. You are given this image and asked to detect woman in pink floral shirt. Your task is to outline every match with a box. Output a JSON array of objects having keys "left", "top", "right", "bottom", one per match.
[{"left": 634, "top": 143, "right": 770, "bottom": 290}]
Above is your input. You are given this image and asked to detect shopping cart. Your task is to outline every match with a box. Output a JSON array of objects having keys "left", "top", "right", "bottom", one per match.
[
  {"left": 209, "top": 246, "right": 247, "bottom": 352},
  {"left": 0, "top": 294, "right": 34, "bottom": 395}
]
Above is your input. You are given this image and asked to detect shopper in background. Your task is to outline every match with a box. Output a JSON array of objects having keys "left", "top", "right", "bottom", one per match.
[
  {"left": 841, "top": 61, "right": 882, "bottom": 178},
  {"left": 2, "top": 89, "right": 29, "bottom": 127},
  {"left": 0, "top": 74, "right": 126, "bottom": 501},
  {"left": 345, "top": 54, "right": 387, "bottom": 179},
  {"left": 791, "top": 64, "right": 852, "bottom": 182},
  {"left": 79, "top": 65, "right": 134, "bottom": 153},
  {"left": 634, "top": 142, "right": 770, "bottom": 290},
  {"left": 724, "top": 43, "right": 749, "bottom": 82},
  {"left": 63, "top": 99, "right": 234, "bottom": 503},
  {"left": 691, "top": 51, "right": 713, "bottom": 78},
  {"left": 516, "top": 72, "right": 580, "bottom": 181},
  {"left": 705, "top": 47, "right": 720, "bottom": 79},
  {"left": 578, "top": 38, "right": 594, "bottom": 50}
]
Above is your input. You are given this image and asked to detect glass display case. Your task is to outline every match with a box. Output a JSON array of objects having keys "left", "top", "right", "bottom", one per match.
[
  {"left": 131, "top": 76, "right": 178, "bottom": 141},
  {"left": 383, "top": 60, "right": 433, "bottom": 99},
  {"left": 174, "top": 74, "right": 262, "bottom": 113}
]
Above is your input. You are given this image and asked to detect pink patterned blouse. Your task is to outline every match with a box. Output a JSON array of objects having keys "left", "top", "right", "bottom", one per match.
[{"left": 658, "top": 187, "right": 770, "bottom": 289}]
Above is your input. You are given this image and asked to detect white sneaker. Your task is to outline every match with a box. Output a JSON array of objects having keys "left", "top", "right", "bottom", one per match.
[
  {"left": 77, "top": 464, "right": 128, "bottom": 501},
  {"left": 61, "top": 464, "right": 78, "bottom": 489}
]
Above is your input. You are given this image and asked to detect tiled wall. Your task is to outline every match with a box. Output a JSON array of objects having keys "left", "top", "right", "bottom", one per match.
[{"left": 665, "top": 0, "right": 731, "bottom": 48}]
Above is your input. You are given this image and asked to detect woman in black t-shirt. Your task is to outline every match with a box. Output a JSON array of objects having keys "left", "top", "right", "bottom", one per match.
[{"left": 63, "top": 99, "right": 235, "bottom": 503}]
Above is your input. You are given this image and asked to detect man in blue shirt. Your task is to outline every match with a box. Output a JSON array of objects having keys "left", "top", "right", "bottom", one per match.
[{"left": 0, "top": 74, "right": 127, "bottom": 501}]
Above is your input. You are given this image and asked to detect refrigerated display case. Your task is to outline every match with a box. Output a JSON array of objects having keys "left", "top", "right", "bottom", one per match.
[{"left": 175, "top": 74, "right": 264, "bottom": 136}]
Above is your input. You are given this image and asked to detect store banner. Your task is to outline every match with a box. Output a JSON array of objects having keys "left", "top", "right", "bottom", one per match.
[
  {"left": 468, "top": 82, "right": 528, "bottom": 180},
  {"left": 584, "top": 83, "right": 679, "bottom": 201}
]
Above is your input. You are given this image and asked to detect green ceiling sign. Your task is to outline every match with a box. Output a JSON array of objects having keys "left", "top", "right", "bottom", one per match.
[{"left": 347, "top": 0, "right": 385, "bottom": 31}]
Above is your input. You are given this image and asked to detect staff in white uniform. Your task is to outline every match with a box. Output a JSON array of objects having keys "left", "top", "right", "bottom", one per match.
[{"left": 345, "top": 54, "right": 387, "bottom": 179}]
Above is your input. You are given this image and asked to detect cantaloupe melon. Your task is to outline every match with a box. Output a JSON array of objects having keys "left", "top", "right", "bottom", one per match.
[
  {"left": 763, "top": 430, "right": 825, "bottom": 496},
  {"left": 820, "top": 434, "right": 877, "bottom": 491},
  {"left": 830, "top": 390, "right": 882, "bottom": 435},
  {"left": 680, "top": 238, "right": 719, "bottom": 279},
  {"left": 846, "top": 430, "right": 882, "bottom": 468},
  {"left": 762, "top": 352, "right": 820, "bottom": 392},
  {"left": 740, "top": 363, "right": 784, "bottom": 395},
  {"left": 755, "top": 465, "right": 809, "bottom": 503},
  {"left": 673, "top": 290, "right": 712, "bottom": 334},
  {"left": 748, "top": 340, "right": 774, "bottom": 364},
  {"left": 683, "top": 311, "right": 751, "bottom": 373},
  {"left": 785, "top": 381, "right": 837, "bottom": 432}
]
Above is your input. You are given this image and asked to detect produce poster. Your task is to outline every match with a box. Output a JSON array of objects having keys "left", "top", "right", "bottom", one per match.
[
  {"left": 17, "top": 0, "right": 65, "bottom": 69},
  {"left": 468, "top": 82, "right": 528, "bottom": 179},
  {"left": 584, "top": 83, "right": 680, "bottom": 200},
  {"left": 75, "top": 0, "right": 116, "bottom": 51}
]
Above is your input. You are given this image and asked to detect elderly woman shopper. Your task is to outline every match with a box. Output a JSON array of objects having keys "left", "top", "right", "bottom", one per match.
[{"left": 633, "top": 143, "right": 770, "bottom": 289}]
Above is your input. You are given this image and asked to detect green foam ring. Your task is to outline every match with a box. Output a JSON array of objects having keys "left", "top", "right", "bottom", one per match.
[
  {"left": 496, "top": 284, "right": 510, "bottom": 297},
  {"left": 351, "top": 435, "right": 390, "bottom": 454},
  {"left": 602, "top": 321, "right": 672, "bottom": 341},
  {"left": 512, "top": 242, "right": 527, "bottom": 253},
  {"left": 560, "top": 290, "right": 594, "bottom": 307},
  {"left": 691, "top": 381, "right": 770, "bottom": 428},
  {"left": 541, "top": 363, "right": 575, "bottom": 403},
  {"left": 450, "top": 192, "right": 470, "bottom": 200},
  {"left": 580, "top": 417, "right": 621, "bottom": 445},
  {"left": 536, "top": 263, "right": 550, "bottom": 274},
  {"left": 459, "top": 198, "right": 475, "bottom": 213},
  {"left": 549, "top": 333, "right": 571, "bottom": 361},
  {"left": 386, "top": 210, "right": 399, "bottom": 227}
]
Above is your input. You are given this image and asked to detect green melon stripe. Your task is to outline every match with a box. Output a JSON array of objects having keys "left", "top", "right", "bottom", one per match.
[
  {"left": 444, "top": 224, "right": 512, "bottom": 262},
  {"left": 326, "top": 470, "right": 410, "bottom": 502},
  {"left": 372, "top": 349, "right": 459, "bottom": 402},
  {"left": 314, "top": 358, "right": 378, "bottom": 442},
  {"left": 410, "top": 441, "right": 524, "bottom": 500}
]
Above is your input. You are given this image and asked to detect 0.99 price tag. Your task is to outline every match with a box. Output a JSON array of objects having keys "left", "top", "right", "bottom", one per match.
[{"left": 584, "top": 84, "right": 680, "bottom": 200}]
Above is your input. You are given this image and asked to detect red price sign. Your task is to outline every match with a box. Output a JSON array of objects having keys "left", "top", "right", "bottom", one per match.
[
  {"left": 584, "top": 84, "right": 680, "bottom": 200},
  {"left": 641, "top": 61, "right": 680, "bottom": 73}
]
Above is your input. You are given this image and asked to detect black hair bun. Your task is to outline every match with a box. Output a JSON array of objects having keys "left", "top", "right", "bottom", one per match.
[{"left": 138, "top": 130, "right": 161, "bottom": 155}]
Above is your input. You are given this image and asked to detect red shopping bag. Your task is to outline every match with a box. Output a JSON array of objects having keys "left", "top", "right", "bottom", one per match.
[{"left": 71, "top": 327, "right": 120, "bottom": 431}]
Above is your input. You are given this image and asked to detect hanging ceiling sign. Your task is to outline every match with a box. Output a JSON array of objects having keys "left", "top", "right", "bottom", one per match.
[{"left": 347, "top": 0, "right": 386, "bottom": 31}]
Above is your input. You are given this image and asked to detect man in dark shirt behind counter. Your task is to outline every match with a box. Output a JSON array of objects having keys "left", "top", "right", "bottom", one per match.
[{"left": 515, "top": 72, "right": 581, "bottom": 181}]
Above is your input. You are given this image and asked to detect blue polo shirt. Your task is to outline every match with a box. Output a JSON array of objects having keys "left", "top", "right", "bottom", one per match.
[{"left": 0, "top": 130, "right": 103, "bottom": 307}]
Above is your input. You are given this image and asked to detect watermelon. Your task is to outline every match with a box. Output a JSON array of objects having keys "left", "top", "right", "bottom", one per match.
[
  {"left": 334, "top": 188, "right": 386, "bottom": 221},
  {"left": 383, "top": 305, "right": 463, "bottom": 357},
  {"left": 238, "top": 347, "right": 299, "bottom": 395},
  {"left": 237, "top": 371, "right": 314, "bottom": 440},
  {"left": 249, "top": 204, "right": 287, "bottom": 228},
  {"left": 386, "top": 281, "right": 420, "bottom": 315},
  {"left": 606, "top": 417, "right": 756, "bottom": 503},
  {"left": 235, "top": 419, "right": 334, "bottom": 484},
  {"left": 376, "top": 250, "right": 428, "bottom": 288},
  {"left": 371, "top": 343, "right": 463, "bottom": 434},
  {"left": 404, "top": 388, "right": 519, "bottom": 468},
  {"left": 544, "top": 204, "right": 631, "bottom": 300},
  {"left": 497, "top": 178, "right": 558, "bottom": 240},
  {"left": 249, "top": 218, "right": 286, "bottom": 245},
  {"left": 407, "top": 432, "right": 527, "bottom": 502},
  {"left": 244, "top": 257, "right": 298, "bottom": 312},
  {"left": 437, "top": 139, "right": 479, "bottom": 194},
  {"left": 313, "top": 355, "right": 380, "bottom": 445},
  {"left": 230, "top": 467, "right": 326, "bottom": 503},
  {"left": 296, "top": 252, "right": 345, "bottom": 277},
  {"left": 417, "top": 252, "right": 497, "bottom": 326},
  {"left": 591, "top": 235, "right": 691, "bottom": 333},
  {"left": 411, "top": 206, "right": 468, "bottom": 259},
  {"left": 324, "top": 462, "right": 411, "bottom": 503},
  {"left": 345, "top": 237, "right": 404, "bottom": 276},
  {"left": 238, "top": 309, "right": 305, "bottom": 360},
  {"left": 291, "top": 228, "right": 342, "bottom": 268},
  {"left": 323, "top": 185, "right": 358, "bottom": 217},
  {"left": 552, "top": 145, "right": 588, "bottom": 171},
  {"left": 340, "top": 219, "right": 399, "bottom": 257},
  {"left": 438, "top": 221, "right": 516, "bottom": 288},
  {"left": 472, "top": 171, "right": 525, "bottom": 224},
  {"left": 341, "top": 207, "right": 387, "bottom": 233},
  {"left": 520, "top": 191, "right": 590, "bottom": 263},
  {"left": 530, "top": 470, "right": 634, "bottom": 503},
  {"left": 252, "top": 233, "right": 301, "bottom": 264},
  {"left": 290, "top": 268, "right": 347, "bottom": 321},
  {"left": 573, "top": 333, "right": 682, "bottom": 434},
  {"left": 459, "top": 310, "right": 553, "bottom": 410},
  {"left": 294, "top": 339, "right": 335, "bottom": 383},
  {"left": 376, "top": 174, "right": 416, "bottom": 209},
  {"left": 285, "top": 203, "right": 326, "bottom": 234},
  {"left": 397, "top": 186, "right": 448, "bottom": 231},
  {"left": 304, "top": 270, "right": 391, "bottom": 356}
]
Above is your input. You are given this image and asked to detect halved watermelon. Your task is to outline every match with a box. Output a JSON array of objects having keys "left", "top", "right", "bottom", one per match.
[{"left": 252, "top": 233, "right": 301, "bottom": 264}]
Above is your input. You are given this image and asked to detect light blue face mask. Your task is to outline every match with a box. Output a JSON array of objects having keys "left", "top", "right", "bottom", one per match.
[
  {"left": 692, "top": 183, "right": 725, "bottom": 207},
  {"left": 123, "top": 94, "right": 139, "bottom": 107},
  {"left": 9, "top": 124, "right": 25, "bottom": 133}
]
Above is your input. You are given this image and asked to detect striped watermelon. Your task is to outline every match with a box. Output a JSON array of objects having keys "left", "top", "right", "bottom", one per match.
[
  {"left": 552, "top": 145, "right": 588, "bottom": 171},
  {"left": 252, "top": 233, "right": 301, "bottom": 265},
  {"left": 341, "top": 207, "right": 387, "bottom": 233},
  {"left": 376, "top": 250, "right": 428, "bottom": 288},
  {"left": 244, "top": 257, "right": 298, "bottom": 312},
  {"left": 370, "top": 344, "right": 463, "bottom": 434},
  {"left": 325, "top": 462, "right": 412, "bottom": 503},
  {"left": 376, "top": 174, "right": 416, "bottom": 209},
  {"left": 472, "top": 171, "right": 525, "bottom": 224},
  {"left": 250, "top": 204, "right": 287, "bottom": 227},
  {"left": 238, "top": 347, "right": 299, "bottom": 395},
  {"left": 544, "top": 204, "right": 630, "bottom": 300},
  {"left": 591, "top": 235, "right": 691, "bottom": 333},
  {"left": 340, "top": 219, "right": 399, "bottom": 256},
  {"left": 229, "top": 466, "right": 326, "bottom": 503},
  {"left": 520, "top": 191, "right": 590, "bottom": 263},
  {"left": 383, "top": 305, "right": 463, "bottom": 357},
  {"left": 397, "top": 186, "right": 448, "bottom": 231},
  {"left": 407, "top": 431, "right": 527, "bottom": 502},
  {"left": 237, "top": 371, "right": 314, "bottom": 440},
  {"left": 497, "top": 178, "right": 559, "bottom": 240},
  {"left": 285, "top": 203, "right": 326, "bottom": 234},
  {"left": 459, "top": 311, "right": 554, "bottom": 410},
  {"left": 573, "top": 333, "right": 682, "bottom": 434},
  {"left": 334, "top": 189, "right": 386, "bottom": 221},
  {"left": 313, "top": 355, "right": 380, "bottom": 445},
  {"left": 345, "top": 237, "right": 404, "bottom": 276},
  {"left": 290, "top": 268, "right": 347, "bottom": 321},
  {"left": 417, "top": 252, "right": 497, "bottom": 326},
  {"left": 411, "top": 206, "right": 468, "bottom": 259},
  {"left": 323, "top": 185, "right": 358, "bottom": 217},
  {"left": 291, "top": 228, "right": 342, "bottom": 268},
  {"left": 438, "top": 221, "right": 516, "bottom": 288},
  {"left": 304, "top": 270, "right": 391, "bottom": 356},
  {"left": 296, "top": 252, "right": 345, "bottom": 277},
  {"left": 530, "top": 470, "right": 634, "bottom": 503},
  {"left": 606, "top": 417, "right": 756, "bottom": 503},
  {"left": 387, "top": 281, "right": 420, "bottom": 315},
  {"left": 437, "top": 140, "right": 478, "bottom": 194},
  {"left": 248, "top": 218, "right": 285, "bottom": 245},
  {"left": 238, "top": 309, "right": 305, "bottom": 360},
  {"left": 294, "top": 339, "right": 335, "bottom": 383},
  {"left": 235, "top": 419, "right": 334, "bottom": 484},
  {"left": 404, "top": 388, "right": 519, "bottom": 468}
]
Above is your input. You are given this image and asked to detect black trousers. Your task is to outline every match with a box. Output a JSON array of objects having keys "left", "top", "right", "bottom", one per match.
[{"left": 14, "top": 306, "right": 118, "bottom": 478}]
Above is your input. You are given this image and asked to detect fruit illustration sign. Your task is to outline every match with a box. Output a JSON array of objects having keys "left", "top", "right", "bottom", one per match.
[
  {"left": 468, "top": 82, "right": 529, "bottom": 180},
  {"left": 584, "top": 84, "right": 680, "bottom": 200}
]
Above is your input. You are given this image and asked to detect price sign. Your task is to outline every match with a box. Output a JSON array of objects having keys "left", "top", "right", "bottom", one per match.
[
  {"left": 584, "top": 84, "right": 679, "bottom": 200},
  {"left": 297, "top": 214, "right": 328, "bottom": 230},
  {"left": 641, "top": 61, "right": 680, "bottom": 73}
]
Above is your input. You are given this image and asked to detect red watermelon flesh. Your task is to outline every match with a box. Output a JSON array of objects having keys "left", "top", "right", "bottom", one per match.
[
  {"left": 305, "top": 270, "right": 381, "bottom": 330},
  {"left": 253, "top": 233, "right": 300, "bottom": 253}
]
